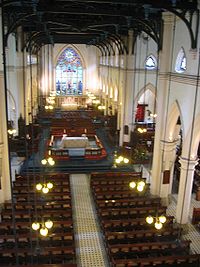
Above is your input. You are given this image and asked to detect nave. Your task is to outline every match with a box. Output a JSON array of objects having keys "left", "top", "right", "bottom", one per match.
[
  {"left": 1, "top": 108, "right": 200, "bottom": 267},
  {"left": 1, "top": 169, "right": 200, "bottom": 267}
]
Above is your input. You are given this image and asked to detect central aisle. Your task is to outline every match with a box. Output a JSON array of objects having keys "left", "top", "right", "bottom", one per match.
[{"left": 70, "top": 173, "right": 110, "bottom": 267}]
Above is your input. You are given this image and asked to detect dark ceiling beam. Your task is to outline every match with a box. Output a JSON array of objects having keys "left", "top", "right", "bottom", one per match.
[
  {"left": 2, "top": 0, "right": 198, "bottom": 49},
  {"left": 47, "top": 0, "right": 197, "bottom": 9}
]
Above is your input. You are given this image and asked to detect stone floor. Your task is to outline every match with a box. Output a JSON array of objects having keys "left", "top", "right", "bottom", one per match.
[
  {"left": 70, "top": 173, "right": 200, "bottom": 267},
  {"left": 70, "top": 173, "right": 110, "bottom": 267},
  {"left": 167, "top": 193, "right": 200, "bottom": 254}
]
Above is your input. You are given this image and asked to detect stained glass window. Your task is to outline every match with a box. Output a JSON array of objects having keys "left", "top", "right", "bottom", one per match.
[{"left": 56, "top": 47, "right": 83, "bottom": 95}]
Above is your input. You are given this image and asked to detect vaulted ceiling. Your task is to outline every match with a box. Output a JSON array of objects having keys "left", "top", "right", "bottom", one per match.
[{"left": 1, "top": 0, "right": 198, "bottom": 53}]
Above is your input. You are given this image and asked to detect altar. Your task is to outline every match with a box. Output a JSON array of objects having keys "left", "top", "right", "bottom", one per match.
[{"left": 60, "top": 136, "right": 89, "bottom": 149}]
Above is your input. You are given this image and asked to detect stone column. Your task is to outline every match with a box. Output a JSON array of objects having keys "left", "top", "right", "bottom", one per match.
[
  {"left": 151, "top": 14, "right": 175, "bottom": 196},
  {"left": 0, "top": 74, "right": 11, "bottom": 203},
  {"left": 121, "top": 30, "right": 135, "bottom": 145},
  {"left": 176, "top": 157, "right": 197, "bottom": 224}
]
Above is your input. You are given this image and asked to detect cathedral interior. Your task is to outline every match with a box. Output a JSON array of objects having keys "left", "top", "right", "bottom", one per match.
[{"left": 0, "top": 1, "right": 200, "bottom": 266}]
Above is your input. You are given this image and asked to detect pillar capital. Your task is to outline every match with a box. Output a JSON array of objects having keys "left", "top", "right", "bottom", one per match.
[
  {"left": 179, "top": 156, "right": 198, "bottom": 171},
  {"left": 160, "top": 139, "right": 179, "bottom": 152}
]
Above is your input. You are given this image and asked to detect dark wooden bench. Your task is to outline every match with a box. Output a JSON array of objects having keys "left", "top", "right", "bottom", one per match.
[
  {"left": 192, "top": 207, "right": 200, "bottom": 224},
  {"left": 95, "top": 196, "right": 161, "bottom": 209},
  {"left": 93, "top": 189, "right": 149, "bottom": 200},
  {"left": 101, "top": 216, "right": 175, "bottom": 232},
  {"left": 98, "top": 206, "right": 166, "bottom": 220},
  {"left": 14, "top": 191, "right": 71, "bottom": 202},
  {"left": 0, "top": 220, "right": 73, "bottom": 235},
  {"left": 4, "top": 200, "right": 72, "bottom": 211},
  {"left": 109, "top": 240, "right": 191, "bottom": 258},
  {"left": 111, "top": 253, "right": 200, "bottom": 267},
  {"left": 1, "top": 209, "right": 72, "bottom": 221},
  {"left": 105, "top": 228, "right": 181, "bottom": 244}
]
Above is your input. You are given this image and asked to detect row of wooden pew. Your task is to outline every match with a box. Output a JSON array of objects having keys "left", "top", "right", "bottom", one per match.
[
  {"left": 0, "top": 173, "right": 77, "bottom": 267},
  {"left": 90, "top": 171, "right": 200, "bottom": 267}
]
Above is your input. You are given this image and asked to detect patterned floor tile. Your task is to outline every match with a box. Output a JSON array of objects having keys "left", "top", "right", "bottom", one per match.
[{"left": 70, "top": 173, "right": 110, "bottom": 267}]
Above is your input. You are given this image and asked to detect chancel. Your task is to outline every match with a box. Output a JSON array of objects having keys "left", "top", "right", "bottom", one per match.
[{"left": 0, "top": 1, "right": 200, "bottom": 267}]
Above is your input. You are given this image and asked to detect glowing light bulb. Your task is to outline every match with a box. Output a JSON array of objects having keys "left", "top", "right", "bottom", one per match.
[
  {"left": 123, "top": 158, "right": 129, "bottom": 164},
  {"left": 32, "top": 222, "right": 40, "bottom": 230},
  {"left": 159, "top": 215, "right": 167, "bottom": 224},
  {"left": 118, "top": 156, "right": 124, "bottom": 162},
  {"left": 137, "top": 184, "right": 144, "bottom": 192},
  {"left": 40, "top": 227, "right": 48, "bottom": 236},
  {"left": 47, "top": 182, "right": 53, "bottom": 189},
  {"left": 45, "top": 220, "right": 53, "bottom": 229},
  {"left": 42, "top": 187, "right": 49, "bottom": 194},
  {"left": 48, "top": 159, "right": 55, "bottom": 166},
  {"left": 155, "top": 221, "right": 163, "bottom": 230},
  {"left": 41, "top": 159, "right": 47, "bottom": 165},
  {"left": 138, "top": 181, "right": 145, "bottom": 187},
  {"left": 129, "top": 181, "right": 136, "bottom": 189},
  {"left": 36, "top": 183, "right": 43, "bottom": 191},
  {"left": 146, "top": 216, "right": 154, "bottom": 224},
  {"left": 115, "top": 158, "right": 121, "bottom": 164},
  {"left": 47, "top": 157, "right": 53, "bottom": 163}
]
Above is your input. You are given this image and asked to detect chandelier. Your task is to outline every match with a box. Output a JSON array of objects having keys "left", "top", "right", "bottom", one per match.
[{"left": 32, "top": 219, "right": 53, "bottom": 236}]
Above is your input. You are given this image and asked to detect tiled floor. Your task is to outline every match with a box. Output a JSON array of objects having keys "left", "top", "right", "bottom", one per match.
[
  {"left": 70, "top": 173, "right": 110, "bottom": 267},
  {"left": 167, "top": 193, "right": 200, "bottom": 254},
  {"left": 70, "top": 172, "right": 200, "bottom": 267}
]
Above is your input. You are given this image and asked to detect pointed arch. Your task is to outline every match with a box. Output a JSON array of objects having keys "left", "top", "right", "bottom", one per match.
[
  {"left": 134, "top": 82, "right": 156, "bottom": 103},
  {"left": 182, "top": 113, "right": 200, "bottom": 159},
  {"left": 166, "top": 100, "right": 184, "bottom": 142}
]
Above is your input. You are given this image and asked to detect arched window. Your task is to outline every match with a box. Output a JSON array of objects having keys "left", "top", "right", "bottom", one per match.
[
  {"left": 145, "top": 55, "right": 157, "bottom": 70},
  {"left": 56, "top": 47, "right": 83, "bottom": 95},
  {"left": 175, "top": 47, "right": 186, "bottom": 73}
]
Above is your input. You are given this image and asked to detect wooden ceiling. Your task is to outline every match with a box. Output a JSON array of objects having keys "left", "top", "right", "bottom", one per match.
[{"left": 1, "top": 0, "right": 198, "bottom": 53}]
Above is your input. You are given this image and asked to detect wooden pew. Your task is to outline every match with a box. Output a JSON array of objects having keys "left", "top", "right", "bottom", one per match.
[
  {"left": 0, "top": 220, "right": 73, "bottom": 235},
  {"left": 192, "top": 207, "right": 200, "bottom": 224},
  {"left": 111, "top": 254, "right": 200, "bottom": 267},
  {"left": 0, "top": 246, "right": 76, "bottom": 265},
  {"left": 91, "top": 176, "right": 145, "bottom": 184},
  {"left": 92, "top": 183, "right": 149, "bottom": 192},
  {"left": 93, "top": 189, "right": 149, "bottom": 200},
  {"left": 95, "top": 196, "right": 161, "bottom": 209},
  {"left": 105, "top": 228, "right": 181, "bottom": 244},
  {"left": 109, "top": 240, "right": 191, "bottom": 258},
  {"left": 101, "top": 216, "right": 175, "bottom": 232},
  {"left": 1, "top": 209, "right": 72, "bottom": 222},
  {"left": 98, "top": 206, "right": 167, "bottom": 220},
  {"left": 0, "top": 265, "right": 77, "bottom": 267},
  {"left": 91, "top": 171, "right": 142, "bottom": 180},
  {"left": 0, "top": 232, "right": 74, "bottom": 249},
  {"left": 14, "top": 192, "right": 71, "bottom": 202},
  {"left": 4, "top": 200, "right": 72, "bottom": 211}
]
